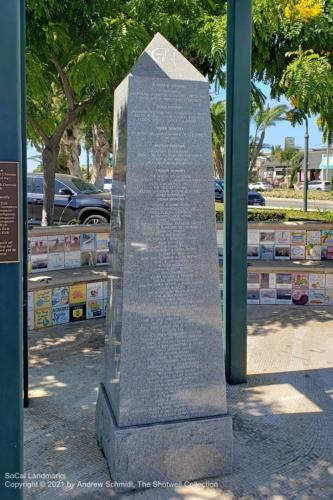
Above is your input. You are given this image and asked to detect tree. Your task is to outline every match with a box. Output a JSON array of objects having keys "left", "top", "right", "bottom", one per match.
[
  {"left": 211, "top": 101, "right": 225, "bottom": 179},
  {"left": 249, "top": 104, "right": 288, "bottom": 176},
  {"left": 26, "top": 0, "right": 229, "bottom": 225},
  {"left": 26, "top": 0, "right": 114, "bottom": 224}
]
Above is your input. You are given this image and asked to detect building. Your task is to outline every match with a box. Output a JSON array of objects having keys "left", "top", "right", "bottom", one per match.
[{"left": 298, "top": 148, "right": 333, "bottom": 182}]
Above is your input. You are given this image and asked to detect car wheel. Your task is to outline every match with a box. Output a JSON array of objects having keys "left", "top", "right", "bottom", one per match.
[{"left": 83, "top": 214, "right": 109, "bottom": 225}]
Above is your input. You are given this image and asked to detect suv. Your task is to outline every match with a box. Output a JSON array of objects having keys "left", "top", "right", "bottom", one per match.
[
  {"left": 27, "top": 173, "right": 112, "bottom": 225},
  {"left": 307, "top": 180, "right": 330, "bottom": 192}
]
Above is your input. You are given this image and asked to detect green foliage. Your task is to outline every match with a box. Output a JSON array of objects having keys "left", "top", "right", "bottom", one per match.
[
  {"left": 264, "top": 189, "right": 333, "bottom": 200},
  {"left": 216, "top": 206, "right": 333, "bottom": 223}
]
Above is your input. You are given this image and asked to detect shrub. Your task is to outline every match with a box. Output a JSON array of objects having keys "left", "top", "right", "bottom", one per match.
[{"left": 215, "top": 204, "right": 333, "bottom": 223}]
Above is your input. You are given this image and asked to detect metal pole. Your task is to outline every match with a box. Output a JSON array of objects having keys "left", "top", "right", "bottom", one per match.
[
  {"left": 303, "top": 116, "right": 309, "bottom": 212},
  {"left": 87, "top": 147, "right": 90, "bottom": 180},
  {"left": 327, "top": 139, "right": 330, "bottom": 182},
  {"left": 21, "top": 0, "right": 29, "bottom": 409},
  {"left": 223, "top": 0, "right": 252, "bottom": 384},
  {"left": 0, "top": 1, "right": 24, "bottom": 497}
]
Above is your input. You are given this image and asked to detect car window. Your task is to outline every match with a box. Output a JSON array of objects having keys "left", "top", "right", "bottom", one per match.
[
  {"left": 32, "top": 177, "right": 43, "bottom": 194},
  {"left": 70, "top": 178, "right": 102, "bottom": 194},
  {"left": 27, "top": 177, "right": 33, "bottom": 193},
  {"left": 55, "top": 179, "right": 70, "bottom": 194}
]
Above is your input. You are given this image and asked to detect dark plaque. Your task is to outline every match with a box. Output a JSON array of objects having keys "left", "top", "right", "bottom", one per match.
[{"left": 0, "top": 162, "right": 20, "bottom": 263}]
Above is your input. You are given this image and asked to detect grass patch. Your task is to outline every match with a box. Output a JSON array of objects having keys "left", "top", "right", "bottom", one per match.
[
  {"left": 215, "top": 203, "right": 333, "bottom": 223},
  {"left": 263, "top": 189, "right": 333, "bottom": 201}
]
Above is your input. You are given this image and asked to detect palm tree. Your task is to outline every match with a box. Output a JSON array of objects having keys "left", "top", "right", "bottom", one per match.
[
  {"left": 249, "top": 104, "right": 288, "bottom": 176},
  {"left": 211, "top": 100, "right": 225, "bottom": 179}
]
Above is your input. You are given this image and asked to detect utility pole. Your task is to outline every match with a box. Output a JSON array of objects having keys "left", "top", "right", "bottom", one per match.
[
  {"left": 0, "top": 1, "right": 24, "bottom": 497},
  {"left": 303, "top": 116, "right": 309, "bottom": 212},
  {"left": 223, "top": 0, "right": 252, "bottom": 384}
]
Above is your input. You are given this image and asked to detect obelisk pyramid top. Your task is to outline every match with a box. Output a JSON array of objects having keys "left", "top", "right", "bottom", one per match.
[{"left": 130, "top": 33, "right": 206, "bottom": 82}]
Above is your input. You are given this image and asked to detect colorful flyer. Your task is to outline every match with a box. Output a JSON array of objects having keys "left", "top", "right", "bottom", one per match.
[
  {"left": 260, "top": 273, "right": 270, "bottom": 289},
  {"left": 275, "top": 245, "right": 291, "bottom": 260},
  {"left": 247, "top": 289, "right": 259, "bottom": 304},
  {"left": 34, "top": 289, "right": 52, "bottom": 310},
  {"left": 247, "top": 272, "right": 260, "bottom": 289},
  {"left": 28, "top": 311, "right": 34, "bottom": 330},
  {"left": 275, "top": 231, "right": 291, "bottom": 245},
  {"left": 309, "top": 273, "right": 325, "bottom": 290},
  {"left": 306, "top": 231, "right": 321, "bottom": 245},
  {"left": 52, "top": 306, "right": 70, "bottom": 325},
  {"left": 30, "top": 236, "right": 48, "bottom": 255},
  {"left": 292, "top": 273, "right": 309, "bottom": 288},
  {"left": 259, "top": 231, "right": 275, "bottom": 243},
  {"left": 87, "top": 282, "right": 104, "bottom": 300},
  {"left": 48, "top": 252, "right": 65, "bottom": 270},
  {"left": 81, "top": 250, "right": 96, "bottom": 267},
  {"left": 306, "top": 244, "right": 321, "bottom": 261},
  {"left": 290, "top": 245, "right": 305, "bottom": 260},
  {"left": 48, "top": 235, "right": 65, "bottom": 253},
  {"left": 96, "top": 250, "right": 109, "bottom": 266},
  {"left": 276, "top": 273, "right": 292, "bottom": 288},
  {"left": 70, "top": 304, "right": 86, "bottom": 322},
  {"left": 69, "top": 283, "right": 87, "bottom": 304},
  {"left": 247, "top": 246, "right": 259, "bottom": 259},
  {"left": 292, "top": 288, "right": 309, "bottom": 306},
  {"left": 86, "top": 299, "right": 104, "bottom": 319},
  {"left": 276, "top": 288, "right": 292, "bottom": 304},
  {"left": 291, "top": 231, "right": 306, "bottom": 245},
  {"left": 269, "top": 273, "right": 276, "bottom": 288},
  {"left": 309, "top": 289, "right": 328, "bottom": 305},
  {"left": 248, "top": 229, "right": 260, "bottom": 245},
  {"left": 65, "top": 234, "right": 80, "bottom": 252},
  {"left": 31, "top": 254, "right": 48, "bottom": 273},
  {"left": 325, "top": 274, "right": 333, "bottom": 289},
  {"left": 65, "top": 251, "right": 81, "bottom": 268},
  {"left": 325, "top": 289, "right": 333, "bottom": 305},
  {"left": 52, "top": 286, "right": 69, "bottom": 307},
  {"left": 260, "top": 289, "right": 276, "bottom": 305},
  {"left": 321, "top": 230, "right": 333, "bottom": 245},
  {"left": 216, "top": 230, "right": 223, "bottom": 246},
  {"left": 260, "top": 244, "right": 274, "bottom": 260},
  {"left": 28, "top": 291, "right": 34, "bottom": 312},
  {"left": 80, "top": 233, "right": 96, "bottom": 251},
  {"left": 34, "top": 308, "right": 52, "bottom": 329}
]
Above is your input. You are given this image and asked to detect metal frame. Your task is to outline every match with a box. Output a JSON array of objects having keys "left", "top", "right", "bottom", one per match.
[{"left": 223, "top": 0, "right": 252, "bottom": 384}]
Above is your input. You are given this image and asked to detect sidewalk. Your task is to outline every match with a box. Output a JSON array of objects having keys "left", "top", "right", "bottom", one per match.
[{"left": 24, "top": 307, "right": 333, "bottom": 499}]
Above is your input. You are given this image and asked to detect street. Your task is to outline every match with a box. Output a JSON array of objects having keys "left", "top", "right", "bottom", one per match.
[{"left": 265, "top": 197, "right": 333, "bottom": 211}]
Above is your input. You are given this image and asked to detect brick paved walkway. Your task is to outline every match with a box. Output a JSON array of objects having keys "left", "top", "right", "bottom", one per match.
[{"left": 24, "top": 306, "right": 333, "bottom": 499}]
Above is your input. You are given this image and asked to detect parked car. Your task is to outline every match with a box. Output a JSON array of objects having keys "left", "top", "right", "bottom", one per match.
[
  {"left": 248, "top": 191, "right": 266, "bottom": 206},
  {"left": 307, "top": 180, "right": 330, "bottom": 191},
  {"left": 249, "top": 181, "right": 272, "bottom": 191},
  {"left": 214, "top": 180, "right": 224, "bottom": 202},
  {"left": 27, "top": 173, "right": 111, "bottom": 226},
  {"left": 103, "top": 178, "right": 113, "bottom": 192},
  {"left": 215, "top": 179, "right": 224, "bottom": 190},
  {"left": 214, "top": 181, "right": 266, "bottom": 206}
]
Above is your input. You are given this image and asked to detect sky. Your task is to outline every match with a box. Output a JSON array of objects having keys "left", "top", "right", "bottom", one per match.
[{"left": 27, "top": 83, "right": 327, "bottom": 173}]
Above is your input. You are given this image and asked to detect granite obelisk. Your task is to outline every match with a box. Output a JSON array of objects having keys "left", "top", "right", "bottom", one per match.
[{"left": 96, "top": 33, "right": 233, "bottom": 486}]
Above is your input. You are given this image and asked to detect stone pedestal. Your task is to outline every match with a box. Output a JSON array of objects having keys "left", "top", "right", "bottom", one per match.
[{"left": 96, "top": 33, "right": 233, "bottom": 487}]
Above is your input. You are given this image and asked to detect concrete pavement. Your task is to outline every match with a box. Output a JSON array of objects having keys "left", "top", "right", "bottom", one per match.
[{"left": 24, "top": 307, "right": 333, "bottom": 499}]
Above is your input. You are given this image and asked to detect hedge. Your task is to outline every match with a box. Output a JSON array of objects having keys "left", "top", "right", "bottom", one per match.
[
  {"left": 261, "top": 189, "right": 333, "bottom": 201},
  {"left": 215, "top": 203, "right": 333, "bottom": 223}
]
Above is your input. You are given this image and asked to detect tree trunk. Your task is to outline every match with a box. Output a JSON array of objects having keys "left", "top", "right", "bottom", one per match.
[
  {"left": 249, "top": 129, "right": 265, "bottom": 177},
  {"left": 61, "top": 128, "right": 82, "bottom": 178},
  {"left": 91, "top": 125, "right": 110, "bottom": 189},
  {"left": 213, "top": 145, "right": 224, "bottom": 179},
  {"left": 42, "top": 143, "right": 59, "bottom": 226}
]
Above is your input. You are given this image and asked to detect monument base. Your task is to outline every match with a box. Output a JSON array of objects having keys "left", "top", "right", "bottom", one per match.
[{"left": 96, "top": 384, "right": 233, "bottom": 489}]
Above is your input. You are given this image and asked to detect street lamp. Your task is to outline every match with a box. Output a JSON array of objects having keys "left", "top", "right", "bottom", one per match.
[{"left": 303, "top": 115, "right": 309, "bottom": 212}]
